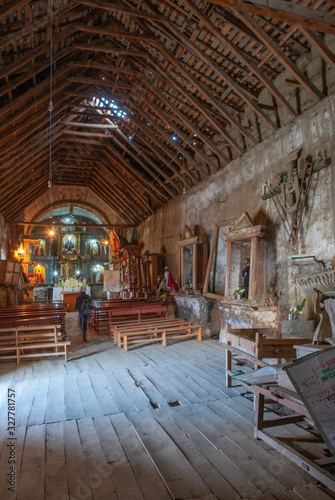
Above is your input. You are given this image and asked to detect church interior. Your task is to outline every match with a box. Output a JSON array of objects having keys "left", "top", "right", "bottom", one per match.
[{"left": 1, "top": 0, "right": 335, "bottom": 498}]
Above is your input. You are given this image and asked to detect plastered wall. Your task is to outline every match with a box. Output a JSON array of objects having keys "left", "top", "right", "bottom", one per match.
[{"left": 139, "top": 94, "right": 335, "bottom": 323}]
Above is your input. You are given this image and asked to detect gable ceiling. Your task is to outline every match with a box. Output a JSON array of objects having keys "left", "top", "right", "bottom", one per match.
[{"left": 1, "top": 0, "right": 335, "bottom": 225}]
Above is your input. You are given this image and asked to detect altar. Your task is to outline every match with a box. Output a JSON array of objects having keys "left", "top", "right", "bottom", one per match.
[{"left": 53, "top": 286, "right": 91, "bottom": 303}]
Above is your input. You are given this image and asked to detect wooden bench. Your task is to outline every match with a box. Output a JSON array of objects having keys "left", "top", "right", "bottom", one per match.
[
  {"left": 224, "top": 324, "right": 311, "bottom": 387},
  {"left": 117, "top": 321, "right": 203, "bottom": 351},
  {"left": 112, "top": 318, "right": 194, "bottom": 344},
  {"left": 89, "top": 300, "right": 155, "bottom": 332},
  {"left": 0, "top": 304, "right": 66, "bottom": 335},
  {"left": 0, "top": 325, "right": 71, "bottom": 365}
]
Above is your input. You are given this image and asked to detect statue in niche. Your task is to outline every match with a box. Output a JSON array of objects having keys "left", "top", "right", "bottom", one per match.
[
  {"left": 90, "top": 240, "right": 99, "bottom": 255},
  {"left": 63, "top": 235, "right": 77, "bottom": 254}
]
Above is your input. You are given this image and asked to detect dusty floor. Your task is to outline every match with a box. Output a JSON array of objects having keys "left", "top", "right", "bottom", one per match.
[{"left": 0, "top": 313, "right": 334, "bottom": 500}]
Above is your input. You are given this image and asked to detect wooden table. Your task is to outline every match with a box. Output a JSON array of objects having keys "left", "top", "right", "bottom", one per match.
[{"left": 243, "top": 381, "right": 335, "bottom": 493}]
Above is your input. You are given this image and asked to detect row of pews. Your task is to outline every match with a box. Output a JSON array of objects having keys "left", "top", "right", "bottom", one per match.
[
  {"left": 90, "top": 300, "right": 169, "bottom": 333},
  {"left": 0, "top": 298, "right": 204, "bottom": 363},
  {"left": 0, "top": 303, "right": 70, "bottom": 365},
  {"left": 91, "top": 299, "right": 204, "bottom": 350}
]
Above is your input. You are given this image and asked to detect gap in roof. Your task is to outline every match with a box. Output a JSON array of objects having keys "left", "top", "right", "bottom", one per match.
[{"left": 91, "top": 96, "right": 127, "bottom": 119}]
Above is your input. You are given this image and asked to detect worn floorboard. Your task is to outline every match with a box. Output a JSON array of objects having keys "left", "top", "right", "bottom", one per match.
[{"left": 0, "top": 313, "right": 334, "bottom": 500}]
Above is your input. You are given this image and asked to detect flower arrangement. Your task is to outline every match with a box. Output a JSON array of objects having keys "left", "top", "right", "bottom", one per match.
[
  {"left": 288, "top": 298, "right": 306, "bottom": 319},
  {"left": 160, "top": 292, "right": 168, "bottom": 300},
  {"left": 183, "top": 282, "right": 192, "bottom": 293},
  {"left": 236, "top": 285, "right": 245, "bottom": 297}
]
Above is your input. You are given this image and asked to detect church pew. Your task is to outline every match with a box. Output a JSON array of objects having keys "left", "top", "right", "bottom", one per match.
[
  {"left": 112, "top": 318, "right": 193, "bottom": 344},
  {"left": 91, "top": 302, "right": 168, "bottom": 333},
  {"left": 0, "top": 325, "right": 71, "bottom": 365},
  {"left": 118, "top": 323, "right": 203, "bottom": 351},
  {"left": 0, "top": 310, "right": 66, "bottom": 335}
]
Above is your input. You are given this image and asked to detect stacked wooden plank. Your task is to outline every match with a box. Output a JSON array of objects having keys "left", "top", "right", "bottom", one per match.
[{"left": 112, "top": 318, "right": 203, "bottom": 351}]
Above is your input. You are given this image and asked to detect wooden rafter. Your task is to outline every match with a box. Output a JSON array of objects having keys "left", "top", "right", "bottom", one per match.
[{"left": 205, "top": 0, "right": 335, "bottom": 35}]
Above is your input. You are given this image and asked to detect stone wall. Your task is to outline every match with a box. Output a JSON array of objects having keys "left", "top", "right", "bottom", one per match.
[{"left": 138, "top": 94, "right": 335, "bottom": 337}]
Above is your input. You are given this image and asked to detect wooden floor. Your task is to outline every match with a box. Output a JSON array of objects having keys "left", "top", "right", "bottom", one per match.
[{"left": 0, "top": 313, "right": 334, "bottom": 500}]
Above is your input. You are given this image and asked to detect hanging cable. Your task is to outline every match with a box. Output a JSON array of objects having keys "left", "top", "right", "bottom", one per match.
[{"left": 48, "top": 0, "right": 54, "bottom": 190}]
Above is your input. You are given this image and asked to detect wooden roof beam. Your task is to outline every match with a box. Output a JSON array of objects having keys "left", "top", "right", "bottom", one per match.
[
  {"left": 107, "top": 133, "right": 177, "bottom": 198},
  {"left": 142, "top": 42, "right": 257, "bottom": 150},
  {"left": 299, "top": 27, "right": 335, "bottom": 71},
  {"left": 184, "top": 0, "right": 296, "bottom": 118},
  {"left": 205, "top": 0, "right": 335, "bottom": 36},
  {"left": 236, "top": 12, "right": 324, "bottom": 101},
  {"left": 138, "top": 80, "right": 228, "bottom": 166},
  {"left": 73, "top": 43, "right": 148, "bottom": 58},
  {"left": 77, "top": 0, "right": 170, "bottom": 23},
  {"left": 118, "top": 114, "right": 191, "bottom": 188},
  {"left": 160, "top": 22, "right": 278, "bottom": 132},
  {"left": 99, "top": 150, "right": 167, "bottom": 206},
  {"left": 94, "top": 159, "right": 154, "bottom": 215},
  {"left": 146, "top": 56, "right": 243, "bottom": 155},
  {"left": 0, "top": 0, "right": 29, "bottom": 18}
]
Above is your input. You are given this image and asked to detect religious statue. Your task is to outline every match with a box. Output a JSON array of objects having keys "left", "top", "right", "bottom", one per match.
[{"left": 63, "top": 236, "right": 76, "bottom": 254}]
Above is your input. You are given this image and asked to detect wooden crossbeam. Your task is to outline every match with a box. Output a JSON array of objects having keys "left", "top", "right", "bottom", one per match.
[
  {"left": 237, "top": 12, "right": 324, "bottom": 101},
  {"left": 206, "top": 0, "right": 335, "bottom": 35}
]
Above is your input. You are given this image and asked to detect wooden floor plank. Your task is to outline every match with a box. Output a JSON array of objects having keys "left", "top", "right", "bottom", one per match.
[
  {"left": 129, "top": 409, "right": 213, "bottom": 499},
  {"left": 45, "top": 422, "right": 69, "bottom": 500},
  {"left": 63, "top": 419, "right": 94, "bottom": 500},
  {"left": 45, "top": 375, "right": 66, "bottom": 424},
  {"left": 110, "top": 412, "right": 171, "bottom": 500},
  {"left": 77, "top": 418, "right": 118, "bottom": 500},
  {"left": 76, "top": 372, "right": 103, "bottom": 417},
  {"left": 0, "top": 425, "right": 26, "bottom": 499},
  {"left": 88, "top": 371, "right": 120, "bottom": 415},
  {"left": 0, "top": 332, "right": 334, "bottom": 500},
  {"left": 168, "top": 406, "right": 263, "bottom": 498},
  {"left": 16, "top": 424, "right": 46, "bottom": 500},
  {"left": 63, "top": 374, "right": 85, "bottom": 420},
  {"left": 27, "top": 376, "right": 49, "bottom": 426},
  {"left": 293, "top": 484, "right": 335, "bottom": 499},
  {"left": 176, "top": 403, "right": 289, "bottom": 496},
  {"left": 140, "top": 364, "right": 190, "bottom": 405},
  {"left": 152, "top": 407, "right": 241, "bottom": 499},
  {"left": 94, "top": 415, "right": 145, "bottom": 500},
  {"left": 16, "top": 378, "right": 38, "bottom": 427}
]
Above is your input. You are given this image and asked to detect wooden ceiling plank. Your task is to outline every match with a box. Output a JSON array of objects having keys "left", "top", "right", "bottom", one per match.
[
  {"left": 184, "top": 0, "right": 296, "bottom": 118},
  {"left": 126, "top": 94, "right": 208, "bottom": 177},
  {"left": 122, "top": 113, "right": 191, "bottom": 188},
  {"left": 148, "top": 48, "right": 253, "bottom": 151},
  {"left": 299, "top": 26, "right": 335, "bottom": 71},
  {"left": 77, "top": 0, "right": 170, "bottom": 23},
  {"left": 137, "top": 81, "right": 227, "bottom": 168},
  {"left": 73, "top": 42, "right": 148, "bottom": 57},
  {"left": 111, "top": 132, "right": 178, "bottom": 197},
  {"left": 237, "top": 11, "right": 324, "bottom": 101},
  {"left": 0, "top": 0, "right": 29, "bottom": 18},
  {"left": 205, "top": 0, "right": 335, "bottom": 35}
]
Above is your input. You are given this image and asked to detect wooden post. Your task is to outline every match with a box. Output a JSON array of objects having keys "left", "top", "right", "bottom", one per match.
[
  {"left": 254, "top": 392, "right": 264, "bottom": 439},
  {"left": 193, "top": 242, "right": 197, "bottom": 292},
  {"left": 224, "top": 241, "right": 232, "bottom": 298}
]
